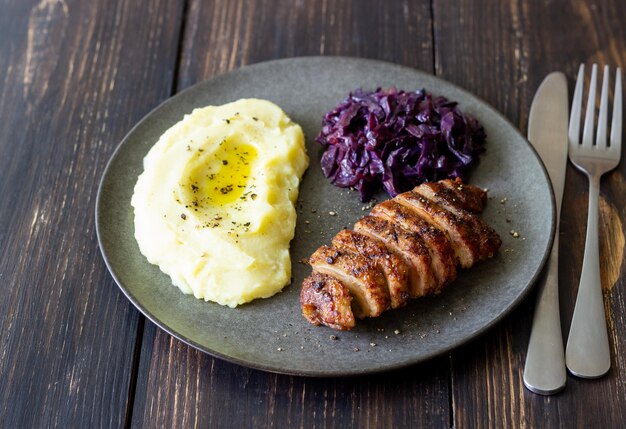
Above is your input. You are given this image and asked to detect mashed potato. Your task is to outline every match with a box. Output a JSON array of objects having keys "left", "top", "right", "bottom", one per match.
[{"left": 131, "top": 99, "right": 308, "bottom": 307}]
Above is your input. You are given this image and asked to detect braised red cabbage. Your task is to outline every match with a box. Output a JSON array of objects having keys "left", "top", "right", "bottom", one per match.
[{"left": 317, "top": 87, "right": 486, "bottom": 201}]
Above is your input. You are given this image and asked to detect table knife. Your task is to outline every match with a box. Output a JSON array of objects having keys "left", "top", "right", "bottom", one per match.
[{"left": 523, "top": 72, "right": 569, "bottom": 395}]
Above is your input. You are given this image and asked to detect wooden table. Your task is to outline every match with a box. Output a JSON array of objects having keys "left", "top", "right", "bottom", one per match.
[{"left": 2, "top": 0, "right": 625, "bottom": 427}]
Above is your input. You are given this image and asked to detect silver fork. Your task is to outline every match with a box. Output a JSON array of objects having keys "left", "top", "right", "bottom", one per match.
[{"left": 566, "top": 63, "right": 622, "bottom": 378}]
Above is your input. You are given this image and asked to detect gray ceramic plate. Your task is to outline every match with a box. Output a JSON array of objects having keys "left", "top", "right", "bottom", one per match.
[{"left": 96, "top": 57, "right": 555, "bottom": 376}]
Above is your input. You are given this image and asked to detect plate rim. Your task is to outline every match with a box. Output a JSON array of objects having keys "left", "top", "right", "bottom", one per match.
[{"left": 95, "top": 55, "right": 556, "bottom": 377}]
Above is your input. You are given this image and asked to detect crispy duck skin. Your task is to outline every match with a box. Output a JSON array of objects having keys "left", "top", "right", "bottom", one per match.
[
  {"left": 354, "top": 215, "right": 438, "bottom": 297},
  {"left": 332, "top": 229, "right": 411, "bottom": 309},
  {"left": 300, "top": 272, "right": 355, "bottom": 330},
  {"left": 371, "top": 200, "right": 457, "bottom": 291},
  {"left": 309, "top": 245, "right": 390, "bottom": 318},
  {"left": 300, "top": 179, "right": 501, "bottom": 330}
]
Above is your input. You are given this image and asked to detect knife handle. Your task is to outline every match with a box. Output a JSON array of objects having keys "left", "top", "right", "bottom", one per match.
[{"left": 523, "top": 233, "right": 566, "bottom": 395}]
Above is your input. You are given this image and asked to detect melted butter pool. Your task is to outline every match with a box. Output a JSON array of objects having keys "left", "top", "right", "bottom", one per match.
[{"left": 180, "top": 139, "right": 257, "bottom": 215}]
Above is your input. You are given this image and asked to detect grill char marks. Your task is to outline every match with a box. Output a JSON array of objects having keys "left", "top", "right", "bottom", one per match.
[
  {"left": 300, "top": 272, "right": 355, "bottom": 330},
  {"left": 299, "top": 179, "right": 501, "bottom": 330},
  {"left": 332, "top": 229, "right": 411, "bottom": 309},
  {"left": 354, "top": 215, "right": 437, "bottom": 298},
  {"left": 371, "top": 200, "right": 456, "bottom": 291},
  {"left": 309, "top": 245, "right": 390, "bottom": 318}
]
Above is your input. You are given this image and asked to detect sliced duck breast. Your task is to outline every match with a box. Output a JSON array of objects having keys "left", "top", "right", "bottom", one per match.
[
  {"left": 371, "top": 199, "right": 457, "bottom": 292},
  {"left": 414, "top": 182, "right": 501, "bottom": 260},
  {"left": 301, "top": 272, "right": 355, "bottom": 330},
  {"left": 354, "top": 215, "right": 438, "bottom": 297},
  {"left": 309, "top": 245, "right": 390, "bottom": 318},
  {"left": 332, "top": 229, "right": 411, "bottom": 309},
  {"left": 439, "top": 178, "right": 487, "bottom": 214}
]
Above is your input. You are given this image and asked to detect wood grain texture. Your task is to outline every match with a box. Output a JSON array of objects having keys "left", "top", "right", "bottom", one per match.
[
  {"left": 434, "top": 0, "right": 626, "bottom": 427},
  {"left": 132, "top": 323, "right": 449, "bottom": 428},
  {"left": 176, "top": 0, "right": 435, "bottom": 90},
  {"left": 130, "top": 0, "right": 449, "bottom": 428},
  {"left": 0, "top": 0, "right": 184, "bottom": 426}
]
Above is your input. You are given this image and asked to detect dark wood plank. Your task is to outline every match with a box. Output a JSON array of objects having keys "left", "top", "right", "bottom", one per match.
[
  {"left": 175, "top": 0, "right": 435, "bottom": 90},
  {"left": 133, "top": 323, "right": 449, "bottom": 428},
  {"left": 0, "top": 0, "right": 184, "bottom": 426},
  {"left": 434, "top": 0, "right": 626, "bottom": 427},
  {"left": 130, "top": 1, "right": 448, "bottom": 427}
]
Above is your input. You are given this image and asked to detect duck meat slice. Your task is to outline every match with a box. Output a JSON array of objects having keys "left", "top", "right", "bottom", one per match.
[
  {"left": 439, "top": 178, "right": 487, "bottom": 214},
  {"left": 300, "top": 272, "right": 355, "bottom": 330},
  {"left": 309, "top": 245, "right": 390, "bottom": 318},
  {"left": 371, "top": 200, "right": 457, "bottom": 292},
  {"left": 415, "top": 182, "right": 502, "bottom": 261},
  {"left": 332, "top": 229, "right": 411, "bottom": 309},
  {"left": 354, "top": 215, "right": 438, "bottom": 298},
  {"left": 395, "top": 190, "right": 479, "bottom": 268}
]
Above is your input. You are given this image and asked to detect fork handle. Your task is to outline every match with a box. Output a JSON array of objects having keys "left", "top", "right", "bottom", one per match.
[{"left": 565, "top": 176, "right": 611, "bottom": 377}]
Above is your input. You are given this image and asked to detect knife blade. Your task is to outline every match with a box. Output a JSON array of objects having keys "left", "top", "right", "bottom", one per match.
[{"left": 523, "top": 72, "right": 569, "bottom": 395}]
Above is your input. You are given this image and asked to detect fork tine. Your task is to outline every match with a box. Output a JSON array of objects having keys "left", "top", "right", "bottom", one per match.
[
  {"left": 611, "top": 68, "right": 622, "bottom": 152},
  {"left": 582, "top": 64, "right": 598, "bottom": 147},
  {"left": 596, "top": 66, "right": 609, "bottom": 147},
  {"left": 569, "top": 64, "right": 585, "bottom": 147}
]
